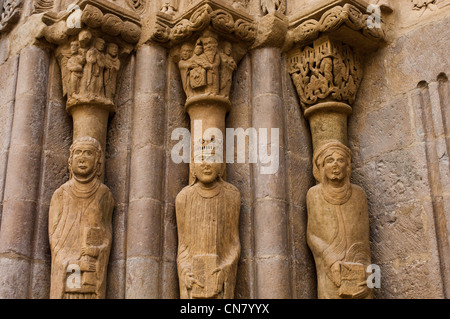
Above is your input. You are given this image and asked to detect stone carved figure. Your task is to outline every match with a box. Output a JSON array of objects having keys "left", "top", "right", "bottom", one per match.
[
  {"left": 81, "top": 37, "right": 106, "bottom": 98},
  {"left": 67, "top": 41, "right": 86, "bottom": 98},
  {"left": 306, "top": 140, "right": 372, "bottom": 299},
  {"left": 104, "top": 43, "right": 121, "bottom": 101},
  {"left": 176, "top": 158, "right": 241, "bottom": 299},
  {"left": 178, "top": 42, "right": 195, "bottom": 99},
  {"left": 219, "top": 41, "right": 237, "bottom": 97},
  {"left": 49, "top": 137, "right": 114, "bottom": 299}
]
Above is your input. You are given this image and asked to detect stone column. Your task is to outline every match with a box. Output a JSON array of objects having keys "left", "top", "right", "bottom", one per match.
[
  {"left": 126, "top": 43, "right": 167, "bottom": 299},
  {"left": 151, "top": 1, "right": 256, "bottom": 299},
  {"left": 0, "top": 45, "right": 49, "bottom": 299},
  {"left": 250, "top": 11, "right": 290, "bottom": 298},
  {"left": 286, "top": 2, "right": 386, "bottom": 299},
  {"left": 41, "top": 0, "right": 141, "bottom": 299}
]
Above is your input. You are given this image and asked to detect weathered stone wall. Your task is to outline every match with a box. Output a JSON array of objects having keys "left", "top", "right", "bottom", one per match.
[{"left": 0, "top": 0, "right": 447, "bottom": 299}]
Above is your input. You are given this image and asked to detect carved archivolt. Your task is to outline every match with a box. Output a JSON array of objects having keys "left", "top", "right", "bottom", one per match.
[
  {"left": 152, "top": 3, "right": 256, "bottom": 45},
  {"left": 0, "top": 0, "right": 23, "bottom": 32},
  {"left": 290, "top": 3, "right": 385, "bottom": 48}
]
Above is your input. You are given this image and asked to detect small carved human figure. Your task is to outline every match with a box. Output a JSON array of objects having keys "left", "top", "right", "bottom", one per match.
[
  {"left": 49, "top": 136, "right": 114, "bottom": 299},
  {"left": 176, "top": 157, "right": 241, "bottom": 299},
  {"left": 178, "top": 42, "right": 195, "bottom": 99},
  {"left": 306, "top": 140, "right": 372, "bottom": 299},
  {"left": 80, "top": 38, "right": 106, "bottom": 99},
  {"left": 219, "top": 41, "right": 237, "bottom": 97},
  {"left": 67, "top": 41, "right": 85, "bottom": 99},
  {"left": 104, "top": 43, "right": 121, "bottom": 102}
]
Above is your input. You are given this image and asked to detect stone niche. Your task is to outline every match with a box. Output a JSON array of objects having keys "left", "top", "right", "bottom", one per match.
[{"left": 0, "top": 0, "right": 448, "bottom": 300}]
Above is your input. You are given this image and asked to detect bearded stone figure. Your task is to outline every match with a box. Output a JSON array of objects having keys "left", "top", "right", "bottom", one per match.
[
  {"left": 49, "top": 137, "right": 114, "bottom": 299},
  {"left": 175, "top": 158, "right": 241, "bottom": 299},
  {"left": 306, "top": 140, "right": 372, "bottom": 299}
]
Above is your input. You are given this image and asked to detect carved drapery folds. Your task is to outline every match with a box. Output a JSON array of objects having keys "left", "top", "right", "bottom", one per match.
[
  {"left": 287, "top": 0, "right": 387, "bottom": 299},
  {"left": 152, "top": 0, "right": 255, "bottom": 299},
  {"left": 0, "top": 0, "right": 23, "bottom": 32},
  {"left": 41, "top": 0, "right": 141, "bottom": 299}
]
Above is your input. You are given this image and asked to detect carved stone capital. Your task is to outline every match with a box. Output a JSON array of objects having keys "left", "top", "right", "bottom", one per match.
[
  {"left": 288, "top": 36, "right": 363, "bottom": 111},
  {"left": 0, "top": 0, "right": 24, "bottom": 33},
  {"left": 41, "top": 0, "right": 141, "bottom": 112}
]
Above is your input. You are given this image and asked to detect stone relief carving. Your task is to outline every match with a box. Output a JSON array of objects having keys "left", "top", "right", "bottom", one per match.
[
  {"left": 260, "top": 0, "right": 285, "bottom": 15},
  {"left": 306, "top": 140, "right": 372, "bottom": 299},
  {"left": 288, "top": 36, "right": 363, "bottom": 109},
  {"left": 0, "top": 0, "right": 23, "bottom": 32},
  {"left": 178, "top": 31, "right": 236, "bottom": 99},
  {"left": 49, "top": 137, "right": 114, "bottom": 299},
  {"left": 176, "top": 158, "right": 240, "bottom": 299}
]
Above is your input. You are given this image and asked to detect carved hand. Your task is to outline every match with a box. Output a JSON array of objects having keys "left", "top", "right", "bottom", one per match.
[
  {"left": 184, "top": 271, "right": 203, "bottom": 290},
  {"left": 330, "top": 261, "right": 342, "bottom": 287},
  {"left": 79, "top": 260, "right": 96, "bottom": 272},
  {"left": 212, "top": 267, "right": 225, "bottom": 295}
]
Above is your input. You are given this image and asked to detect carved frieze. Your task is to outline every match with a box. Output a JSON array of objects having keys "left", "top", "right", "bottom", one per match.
[{"left": 0, "top": 0, "right": 23, "bottom": 33}]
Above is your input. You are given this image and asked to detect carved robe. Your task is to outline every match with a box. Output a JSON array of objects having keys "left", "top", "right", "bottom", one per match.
[
  {"left": 49, "top": 179, "right": 114, "bottom": 299},
  {"left": 176, "top": 180, "right": 241, "bottom": 299},
  {"left": 306, "top": 183, "right": 372, "bottom": 299}
]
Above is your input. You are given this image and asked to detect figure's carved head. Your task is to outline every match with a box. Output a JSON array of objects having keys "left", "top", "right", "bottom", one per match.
[
  {"left": 313, "top": 140, "right": 352, "bottom": 184},
  {"left": 223, "top": 41, "right": 232, "bottom": 55},
  {"left": 107, "top": 43, "right": 119, "bottom": 57},
  {"left": 180, "top": 43, "right": 194, "bottom": 60},
  {"left": 191, "top": 154, "right": 224, "bottom": 186},
  {"left": 68, "top": 136, "right": 103, "bottom": 183},
  {"left": 198, "top": 30, "right": 218, "bottom": 55},
  {"left": 94, "top": 38, "right": 106, "bottom": 52},
  {"left": 78, "top": 30, "right": 92, "bottom": 48},
  {"left": 70, "top": 41, "right": 79, "bottom": 54}
]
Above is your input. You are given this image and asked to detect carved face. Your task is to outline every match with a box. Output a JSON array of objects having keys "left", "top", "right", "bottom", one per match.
[
  {"left": 194, "top": 44, "right": 203, "bottom": 56},
  {"left": 71, "top": 144, "right": 99, "bottom": 179},
  {"left": 70, "top": 42, "right": 79, "bottom": 54},
  {"left": 223, "top": 42, "right": 232, "bottom": 55},
  {"left": 202, "top": 38, "right": 218, "bottom": 54},
  {"left": 95, "top": 39, "right": 105, "bottom": 51},
  {"left": 194, "top": 160, "right": 222, "bottom": 186},
  {"left": 323, "top": 151, "right": 348, "bottom": 182},
  {"left": 180, "top": 44, "right": 193, "bottom": 60},
  {"left": 107, "top": 43, "right": 118, "bottom": 57}
]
